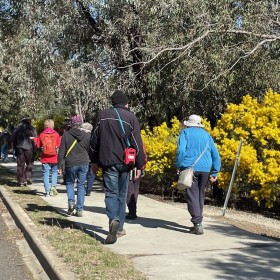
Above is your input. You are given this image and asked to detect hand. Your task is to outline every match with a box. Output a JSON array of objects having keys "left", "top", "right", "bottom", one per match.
[
  {"left": 209, "top": 175, "right": 217, "bottom": 183},
  {"left": 30, "top": 137, "right": 34, "bottom": 140},
  {"left": 91, "top": 163, "right": 99, "bottom": 173},
  {"left": 134, "top": 169, "right": 142, "bottom": 180},
  {"left": 58, "top": 169, "right": 62, "bottom": 175}
]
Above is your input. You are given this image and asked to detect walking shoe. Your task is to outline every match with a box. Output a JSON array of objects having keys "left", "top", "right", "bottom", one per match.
[
  {"left": 19, "top": 183, "right": 24, "bottom": 187},
  {"left": 76, "top": 210, "right": 83, "bottom": 217},
  {"left": 190, "top": 223, "right": 204, "bottom": 235},
  {"left": 105, "top": 220, "right": 120, "bottom": 244},
  {"left": 26, "top": 178, "right": 32, "bottom": 185},
  {"left": 51, "top": 187, "right": 58, "bottom": 195},
  {"left": 23, "top": 182, "right": 27, "bottom": 186},
  {"left": 45, "top": 192, "right": 51, "bottom": 197},
  {"left": 67, "top": 203, "right": 75, "bottom": 216},
  {"left": 85, "top": 192, "right": 91, "bottom": 196},
  {"left": 117, "top": 229, "right": 126, "bottom": 238},
  {"left": 126, "top": 213, "right": 137, "bottom": 220}
]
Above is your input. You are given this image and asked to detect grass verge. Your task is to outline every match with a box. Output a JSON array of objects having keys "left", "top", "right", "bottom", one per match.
[{"left": 0, "top": 165, "right": 147, "bottom": 280}]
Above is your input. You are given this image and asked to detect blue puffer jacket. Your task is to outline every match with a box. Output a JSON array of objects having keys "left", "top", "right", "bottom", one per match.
[{"left": 176, "top": 127, "right": 221, "bottom": 177}]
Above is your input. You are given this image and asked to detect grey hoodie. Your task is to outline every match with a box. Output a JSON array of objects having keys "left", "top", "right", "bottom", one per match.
[{"left": 58, "top": 127, "right": 90, "bottom": 168}]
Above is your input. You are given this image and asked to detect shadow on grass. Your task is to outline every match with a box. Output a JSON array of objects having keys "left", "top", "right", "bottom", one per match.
[
  {"left": 13, "top": 189, "right": 38, "bottom": 195},
  {"left": 39, "top": 217, "right": 106, "bottom": 243},
  {"left": 26, "top": 203, "right": 58, "bottom": 213}
]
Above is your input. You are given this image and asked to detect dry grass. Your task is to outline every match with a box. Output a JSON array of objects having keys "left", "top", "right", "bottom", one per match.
[{"left": 0, "top": 165, "right": 147, "bottom": 280}]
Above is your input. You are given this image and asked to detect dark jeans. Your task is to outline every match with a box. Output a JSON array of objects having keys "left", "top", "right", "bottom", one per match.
[
  {"left": 186, "top": 171, "right": 209, "bottom": 224},
  {"left": 16, "top": 149, "right": 34, "bottom": 184},
  {"left": 102, "top": 164, "right": 130, "bottom": 231},
  {"left": 127, "top": 177, "right": 141, "bottom": 215},
  {"left": 85, "top": 164, "right": 95, "bottom": 195}
]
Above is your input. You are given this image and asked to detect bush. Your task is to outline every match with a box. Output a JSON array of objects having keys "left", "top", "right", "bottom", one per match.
[
  {"left": 212, "top": 89, "right": 280, "bottom": 207},
  {"left": 141, "top": 89, "right": 280, "bottom": 208},
  {"left": 141, "top": 117, "right": 180, "bottom": 196}
]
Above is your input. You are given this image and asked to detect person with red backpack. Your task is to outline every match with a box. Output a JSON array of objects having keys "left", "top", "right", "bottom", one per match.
[{"left": 34, "top": 119, "right": 61, "bottom": 196}]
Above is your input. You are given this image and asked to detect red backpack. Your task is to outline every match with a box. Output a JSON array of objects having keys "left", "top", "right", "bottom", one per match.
[{"left": 41, "top": 133, "right": 57, "bottom": 156}]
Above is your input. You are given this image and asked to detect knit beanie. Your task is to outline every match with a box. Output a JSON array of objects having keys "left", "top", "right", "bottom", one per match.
[
  {"left": 111, "top": 90, "right": 129, "bottom": 106},
  {"left": 70, "top": 115, "right": 83, "bottom": 127}
]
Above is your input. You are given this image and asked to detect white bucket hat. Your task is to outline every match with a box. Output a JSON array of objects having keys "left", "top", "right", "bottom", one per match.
[{"left": 183, "top": 115, "right": 204, "bottom": 128}]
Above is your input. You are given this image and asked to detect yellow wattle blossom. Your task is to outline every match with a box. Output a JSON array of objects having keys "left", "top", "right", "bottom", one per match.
[{"left": 212, "top": 89, "right": 280, "bottom": 207}]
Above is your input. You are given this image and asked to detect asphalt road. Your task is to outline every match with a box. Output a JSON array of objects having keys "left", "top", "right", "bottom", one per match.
[{"left": 0, "top": 199, "right": 34, "bottom": 280}]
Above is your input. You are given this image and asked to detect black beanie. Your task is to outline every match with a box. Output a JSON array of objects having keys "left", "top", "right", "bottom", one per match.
[{"left": 111, "top": 90, "right": 129, "bottom": 106}]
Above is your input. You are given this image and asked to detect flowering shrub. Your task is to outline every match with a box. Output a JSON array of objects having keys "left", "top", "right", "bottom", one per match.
[
  {"left": 141, "top": 89, "right": 280, "bottom": 207},
  {"left": 141, "top": 117, "right": 180, "bottom": 191},
  {"left": 212, "top": 89, "right": 280, "bottom": 207}
]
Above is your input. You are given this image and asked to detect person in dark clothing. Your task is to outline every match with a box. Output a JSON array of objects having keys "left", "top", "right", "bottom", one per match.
[
  {"left": 126, "top": 142, "right": 147, "bottom": 222},
  {"left": 58, "top": 115, "right": 90, "bottom": 217},
  {"left": 0, "top": 129, "right": 11, "bottom": 163},
  {"left": 11, "top": 117, "right": 37, "bottom": 186},
  {"left": 90, "top": 89, "right": 146, "bottom": 244}
]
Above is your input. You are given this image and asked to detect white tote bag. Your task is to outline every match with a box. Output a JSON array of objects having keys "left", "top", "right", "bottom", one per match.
[
  {"left": 176, "top": 141, "right": 209, "bottom": 191},
  {"left": 177, "top": 168, "right": 194, "bottom": 191}
]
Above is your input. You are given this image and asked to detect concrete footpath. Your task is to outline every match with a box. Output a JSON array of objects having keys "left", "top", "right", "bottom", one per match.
[{"left": 1, "top": 160, "right": 280, "bottom": 280}]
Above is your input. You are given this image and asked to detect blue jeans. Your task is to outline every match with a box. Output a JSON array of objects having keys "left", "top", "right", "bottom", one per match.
[
  {"left": 42, "top": 163, "right": 58, "bottom": 193},
  {"left": 86, "top": 165, "right": 95, "bottom": 194},
  {"left": 103, "top": 164, "right": 130, "bottom": 231},
  {"left": 1, "top": 143, "right": 8, "bottom": 161},
  {"left": 65, "top": 164, "right": 88, "bottom": 210}
]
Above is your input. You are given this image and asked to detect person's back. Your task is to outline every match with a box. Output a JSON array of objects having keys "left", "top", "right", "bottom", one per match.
[
  {"left": 34, "top": 119, "right": 61, "bottom": 196},
  {"left": 58, "top": 115, "right": 91, "bottom": 217},
  {"left": 90, "top": 90, "right": 145, "bottom": 244},
  {"left": 176, "top": 115, "right": 221, "bottom": 235},
  {"left": 13, "top": 122, "right": 36, "bottom": 151},
  {"left": 12, "top": 117, "right": 37, "bottom": 187},
  {"left": 176, "top": 126, "right": 220, "bottom": 173},
  {"left": 92, "top": 106, "right": 145, "bottom": 168}
]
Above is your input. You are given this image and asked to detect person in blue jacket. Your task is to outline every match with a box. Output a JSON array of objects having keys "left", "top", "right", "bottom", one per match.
[{"left": 176, "top": 115, "right": 221, "bottom": 235}]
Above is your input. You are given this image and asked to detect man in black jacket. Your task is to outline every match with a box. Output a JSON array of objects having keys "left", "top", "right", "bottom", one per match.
[
  {"left": 58, "top": 115, "right": 90, "bottom": 217},
  {"left": 90, "top": 90, "right": 145, "bottom": 244}
]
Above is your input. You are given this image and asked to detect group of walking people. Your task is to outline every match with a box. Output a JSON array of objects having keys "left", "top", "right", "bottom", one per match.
[{"left": 7, "top": 89, "right": 221, "bottom": 244}]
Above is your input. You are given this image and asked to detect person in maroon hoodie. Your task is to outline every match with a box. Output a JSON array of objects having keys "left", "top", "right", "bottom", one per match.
[{"left": 34, "top": 119, "right": 61, "bottom": 196}]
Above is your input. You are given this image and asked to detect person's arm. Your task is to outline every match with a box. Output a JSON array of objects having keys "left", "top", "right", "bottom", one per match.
[
  {"left": 176, "top": 130, "right": 187, "bottom": 170},
  {"left": 57, "top": 134, "right": 67, "bottom": 169},
  {"left": 89, "top": 113, "right": 100, "bottom": 166},
  {"left": 130, "top": 117, "right": 145, "bottom": 170},
  {"left": 210, "top": 136, "right": 221, "bottom": 181}
]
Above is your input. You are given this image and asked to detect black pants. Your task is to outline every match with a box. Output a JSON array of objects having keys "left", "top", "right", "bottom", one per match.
[{"left": 186, "top": 172, "right": 209, "bottom": 224}]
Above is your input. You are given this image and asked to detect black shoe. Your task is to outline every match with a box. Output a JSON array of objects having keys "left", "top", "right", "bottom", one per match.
[
  {"left": 26, "top": 178, "right": 32, "bottom": 185},
  {"left": 190, "top": 224, "right": 204, "bottom": 235},
  {"left": 105, "top": 220, "right": 120, "bottom": 244},
  {"left": 85, "top": 192, "right": 91, "bottom": 196},
  {"left": 126, "top": 213, "right": 137, "bottom": 220},
  {"left": 67, "top": 204, "right": 75, "bottom": 216}
]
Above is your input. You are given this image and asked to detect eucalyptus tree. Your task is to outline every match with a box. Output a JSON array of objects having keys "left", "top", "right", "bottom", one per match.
[
  {"left": 0, "top": 0, "right": 109, "bottom": 123},
  {"left": 82, "top": 0, "right": 280, "bottom": 125},
  {"left": 1, "top": 0, "right": 279, "bottom": 127}
]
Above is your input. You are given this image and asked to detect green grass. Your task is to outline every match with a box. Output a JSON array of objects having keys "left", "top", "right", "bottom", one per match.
[{"left": 0, "top": 165, "right": 148, "bottom": 280}]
